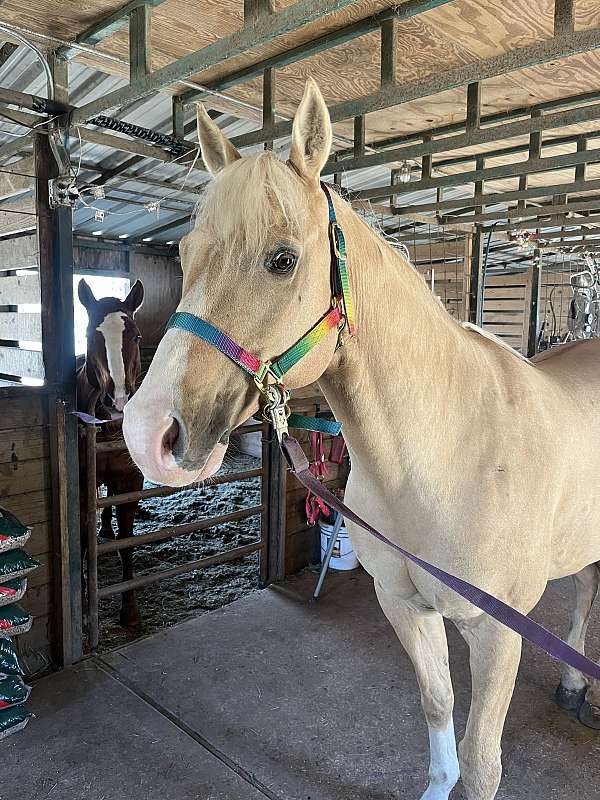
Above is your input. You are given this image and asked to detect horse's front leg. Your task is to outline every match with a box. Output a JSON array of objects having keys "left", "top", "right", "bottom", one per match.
[
  {"left": 456, "top": 616, "right": 522, "bottom": 800},
  {"left": 115, "top": 501, "right": 141, "bottom": 628},
  {"left": 375, "top": 580, "right": 459, "bottom": 800}
]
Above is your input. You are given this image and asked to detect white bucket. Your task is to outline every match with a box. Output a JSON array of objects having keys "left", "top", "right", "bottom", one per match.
[{"left": 319, "top": 518, "right": 359, "bottom": 571}]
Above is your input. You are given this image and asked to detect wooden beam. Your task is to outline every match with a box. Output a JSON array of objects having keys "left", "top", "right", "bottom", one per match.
[
  {"left": 58, "top": 0, "right": 167, "bottom": 60},
  {"left": 179, "top": 0, "right": 454, "bottom": 105},
  {"left": 321, "top": 99, "right": 600, "bottom": 177},
  {"left": 0, "top": 273, "right": 39, "bottom": 304},
  {"left": 0, "top": 312, "right": 41, "bottom": 341},
  {"left": 466, "top": 82, "right": 481, "bottom": 131},
  {"left": 263, "top": 67, "right": 275, "bottom": 151},
  {"left": 554, "top": 0, "right": 574, "bottom": 35},
  {"left": 527, "top": 251, "right": 542, "bottom": 356},
  {"left": 353, "top": 115, "right": 365, "bottom": 158},
  {"left": 231, "top": 25, "right": 600, "bottom": 151},
  {"left": 129, "top": 3, "right": 152, "bottom": 82},
  {"left": 244, "top": 0, "right": 273, "bottom": 24},
  {"left": 0, "top": 232, "right": 37, "bottom": 270},
  {"left": 356, "top": 146, "right": 600, "bottom": 201},
  {"left": 380, "top": 18, "right": 397, "bottom": 87},
  {"left": 69, "top": 0, "right": 360, "bottom": 124}
]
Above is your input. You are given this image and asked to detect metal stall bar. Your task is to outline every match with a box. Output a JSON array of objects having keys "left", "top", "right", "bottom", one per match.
[{"left": 85, "top": 424, "right": 99, "bottom": 651}]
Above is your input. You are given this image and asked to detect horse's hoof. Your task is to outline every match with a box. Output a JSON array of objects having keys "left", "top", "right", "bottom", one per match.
[
  {"left": 578, "top": 700, "right": 600, "bottom": 730},
  {"left": 555, "top": 683, "right": 586, "bottom": 712}
]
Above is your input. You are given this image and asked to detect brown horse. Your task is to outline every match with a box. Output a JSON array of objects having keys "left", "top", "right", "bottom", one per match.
[{"left": 77, "top": 278, "right": 145, "bottom": 628}]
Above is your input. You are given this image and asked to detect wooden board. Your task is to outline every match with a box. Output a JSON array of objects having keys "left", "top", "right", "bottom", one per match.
[
  {"left": 482, "top": 271, "right": 531, "bottom": 352},
  {"left": 0, "top": 233, "right": 38, "bottom": 272},
  {"left": 0, "top": 312, "right": 42, "bottom": 341},
  {"left": 0, "top": 345, "right": 44, "bottom": 379},
  {"left": 0, "top": 273, "right": 40, "bottom": 305}
]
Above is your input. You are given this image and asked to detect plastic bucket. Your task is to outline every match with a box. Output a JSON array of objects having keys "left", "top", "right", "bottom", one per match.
[{"left": 319, "top": 518, "right": 359, "bottom": 571}]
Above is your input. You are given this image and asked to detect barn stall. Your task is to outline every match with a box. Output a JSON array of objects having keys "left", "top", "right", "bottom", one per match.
[{"left": 0, "top": 0, "right": 600, "bottom": 797}]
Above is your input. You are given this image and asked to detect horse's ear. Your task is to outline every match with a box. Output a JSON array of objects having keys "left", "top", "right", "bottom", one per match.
[
  {"left": 124, "top": 280, "right": 144, "bottom": 315},
  {"left": 288, "top": 79, "right": 332, "bottom": 184},
  {"left": 78, "top": 279, "right": 97, "bottom": 313},
  {"left": 196, "top": 103, "right": 241, "bottom": 176}
]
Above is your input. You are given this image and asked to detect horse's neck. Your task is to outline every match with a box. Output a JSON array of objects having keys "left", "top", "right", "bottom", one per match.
[{"left": 318, "top": 210, "right": 476, "bottom": 486}]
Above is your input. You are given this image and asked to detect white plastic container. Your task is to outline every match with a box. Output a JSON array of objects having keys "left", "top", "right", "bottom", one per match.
[{"left": 319, "top": 518, "right": 359, "bottom": 571}]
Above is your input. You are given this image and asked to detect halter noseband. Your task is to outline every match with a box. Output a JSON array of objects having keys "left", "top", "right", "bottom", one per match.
[{"left": 166, "top": 182, "right": 354, "bottom": 440}]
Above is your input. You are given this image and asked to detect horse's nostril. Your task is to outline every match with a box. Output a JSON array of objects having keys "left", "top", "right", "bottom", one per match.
[{"left": 162, "top": 418, "right": 180, "bottom": 455}]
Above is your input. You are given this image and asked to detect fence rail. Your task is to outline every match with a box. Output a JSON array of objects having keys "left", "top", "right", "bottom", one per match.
[{"left": 82, "top": 420, "right": 270, "bottom": 650}]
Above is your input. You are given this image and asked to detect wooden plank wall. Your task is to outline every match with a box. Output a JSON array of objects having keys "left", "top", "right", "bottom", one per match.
[
  {"left": 417, "top": 262, "right": 469, "bottom": 322},
  {"left": 482, "top": 272, "right": 532, "bottom": 352},
  {"left": 0, "top": 388, "right": 53, "bottom": 676}
]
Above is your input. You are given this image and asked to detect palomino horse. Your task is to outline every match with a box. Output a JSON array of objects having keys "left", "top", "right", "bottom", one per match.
[
  {"left": 77, "top": 278, "right": 145, "bottom": 628},
  {"left": 123, "top": 80, "right": 600, "bottom": 799}
]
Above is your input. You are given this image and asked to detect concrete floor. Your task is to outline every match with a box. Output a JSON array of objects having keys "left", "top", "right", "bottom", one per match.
[{"left": 6, "top": 569, "right": 600, "bottom": 800}]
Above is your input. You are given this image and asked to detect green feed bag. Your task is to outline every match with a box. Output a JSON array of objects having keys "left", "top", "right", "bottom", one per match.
[
  {"left": 0, "top": 705, "right": 32, "bottom": 740},
  {"left": 0, "top": 676, "right": 30, "bottom": 709},
  {"left": 0, "top": 605, "right": 32, "bottom": 637},
  {"left": 0, "top": 507, "right": 30, "bottom": 553},
  {"left": 0, "top": 637, "right": 23, "bottom": 677},
  {"left": 0, "top": 578, "right": 26, "bottom": 607},
  {"left": 0, "top": 549, "right": 39, "bottom": 582}
]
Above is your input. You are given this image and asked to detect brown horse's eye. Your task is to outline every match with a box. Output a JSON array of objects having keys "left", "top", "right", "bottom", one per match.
[
  {"left": 134, "top": 334, "right": 142, "bottom": 343},
  {"left": 265, "top": 248, "right": 298, "bottom": 274}
]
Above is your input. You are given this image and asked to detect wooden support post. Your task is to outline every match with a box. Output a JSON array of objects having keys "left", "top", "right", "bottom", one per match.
[
  {"left": 466, "top": 81, "right": 481, "bottom": 130},
  {"left": 260, "top": 431, "right": 286, "bottom": 585},
  {"left": 527, "top": 249, "right": 542, "bottom": 356},
  {"left": 129, "top": 3, "right": 152, "bottom": 82},
  {"left": 263, "top": 67, "right": 275, "bottom": 151},
  {"left": 380, "top": 17, "right": 397, "bottom": 87},
  {"left": 244, "top": 0, "right": 273, "bottom": 24},
  {"left": 172, "top": 95, "right": 185, "bottom": 140},
  {"left": 575, "top": 135, "right": 587, "bottom": 181},
  {"left": 469, "top": 155, "right": 485, "bottom": 325},
  {"left": 529, "top": 108, "right": 543, "bottom": 159},
  {"left": 554, "top": 0, "right": 574, "bottom": 35},
  {"left": 353, "top": 115, "right": 365, "bottom": 158},
  {"left": 422, "top": 131, "right": 432, "bottom": 180},
  {"left": 35, "top": 130, "right": 82, "bottom": 666}
]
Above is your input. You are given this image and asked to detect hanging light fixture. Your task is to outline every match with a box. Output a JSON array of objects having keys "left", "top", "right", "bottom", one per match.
[{"left": 398, "top": 160, "right": 412, "bottom": 184}]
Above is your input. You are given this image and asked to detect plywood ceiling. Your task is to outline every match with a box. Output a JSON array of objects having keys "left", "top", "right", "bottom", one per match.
[{"left": 1, "top": 0, "right": 600, "bottom": 183}]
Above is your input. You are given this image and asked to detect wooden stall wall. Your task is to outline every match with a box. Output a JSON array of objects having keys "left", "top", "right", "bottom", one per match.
[
  {"left": 482, "top": 271, "right": 532, "bottom": 353},
  {"left": 131, "top": 250, "right": 182, "bottom": 352},
  {"left": 0, "top": 387, "right": 53, "bottom": 675}
]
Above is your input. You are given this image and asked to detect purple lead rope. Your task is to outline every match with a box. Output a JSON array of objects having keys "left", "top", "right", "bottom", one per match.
[{"left": 280, "top": 434, "right": 600, "bottom": 681}]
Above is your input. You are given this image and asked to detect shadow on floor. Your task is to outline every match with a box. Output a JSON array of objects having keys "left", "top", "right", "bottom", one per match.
[{"left": 5, "top": 569, "right": 600, "bottom": 799}]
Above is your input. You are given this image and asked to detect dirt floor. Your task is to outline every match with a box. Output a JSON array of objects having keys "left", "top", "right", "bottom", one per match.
[{"left": 96, "top": 451, "right": 262, "bottom": 651}]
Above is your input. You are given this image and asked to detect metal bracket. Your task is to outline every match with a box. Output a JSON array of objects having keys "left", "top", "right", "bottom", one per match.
[
  {"left": 49, "top": 175, "right": 79, "bottom": 209},
  {"left": 262, "top": 384, "right": 290, "bottom": 443}
]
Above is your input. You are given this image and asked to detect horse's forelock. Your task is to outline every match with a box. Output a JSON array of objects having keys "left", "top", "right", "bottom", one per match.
[{"left": 193, "top": 152, "right": 308, "bottom": 267}]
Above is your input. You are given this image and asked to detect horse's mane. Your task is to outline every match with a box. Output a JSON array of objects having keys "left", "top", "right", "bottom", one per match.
[{"left": 195, "top": 152, "right": 307, "bottom": 266}]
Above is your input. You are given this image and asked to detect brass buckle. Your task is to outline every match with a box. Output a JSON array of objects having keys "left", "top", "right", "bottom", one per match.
[{"left": 254, "top": 361, "right": 273, "bottom": 394}]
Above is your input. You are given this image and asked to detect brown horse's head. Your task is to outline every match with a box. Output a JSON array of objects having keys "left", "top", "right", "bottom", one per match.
[
  {"left": 124, "top": 79, "right": 339, "bottom": 486},
  {"left": 79, "top": 279, "right": 145, "bottom": 412}
]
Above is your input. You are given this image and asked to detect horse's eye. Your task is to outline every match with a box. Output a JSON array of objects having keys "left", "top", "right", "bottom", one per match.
[
  {"left": 134, "top": 334, "right": 142, "bottom": 343},
  {"left": 265, "top": 249, "right": 298, "bottom": 274}
]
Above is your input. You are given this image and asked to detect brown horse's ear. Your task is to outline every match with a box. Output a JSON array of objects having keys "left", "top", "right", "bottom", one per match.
[
  {"left": 196, "top": 103, "right": 241, "bottom": 176},
  {"left": 124, "top": 280, "right": 144, "bottom": 315},
  {"left": 78, "top": 279, "right": 97, "bottom": 313},
  {"left": 288, "top": 79, "right": 332, "bottom": 184}
]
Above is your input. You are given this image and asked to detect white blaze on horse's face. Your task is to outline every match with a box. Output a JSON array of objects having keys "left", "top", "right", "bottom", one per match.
[{"left": 97, "top": 312, "right": 128, "bottom": 411}]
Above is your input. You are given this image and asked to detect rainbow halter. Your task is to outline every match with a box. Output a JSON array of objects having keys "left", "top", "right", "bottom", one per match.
[{"left": 166, "top": 183, "right": 355, "bottom": 440}]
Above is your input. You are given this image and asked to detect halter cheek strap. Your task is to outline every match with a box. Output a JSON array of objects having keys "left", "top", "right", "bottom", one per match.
[{"left": 166, "top": 182, "right": 354, "bottom": 438}]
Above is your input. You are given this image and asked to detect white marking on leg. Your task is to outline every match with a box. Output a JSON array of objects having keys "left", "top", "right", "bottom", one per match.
[
  {"left": 420, "top": 721, "right": 460, "bottom": 800},
  {"left": 97, "top": 312, "right": 127, "bottom": 411}
]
